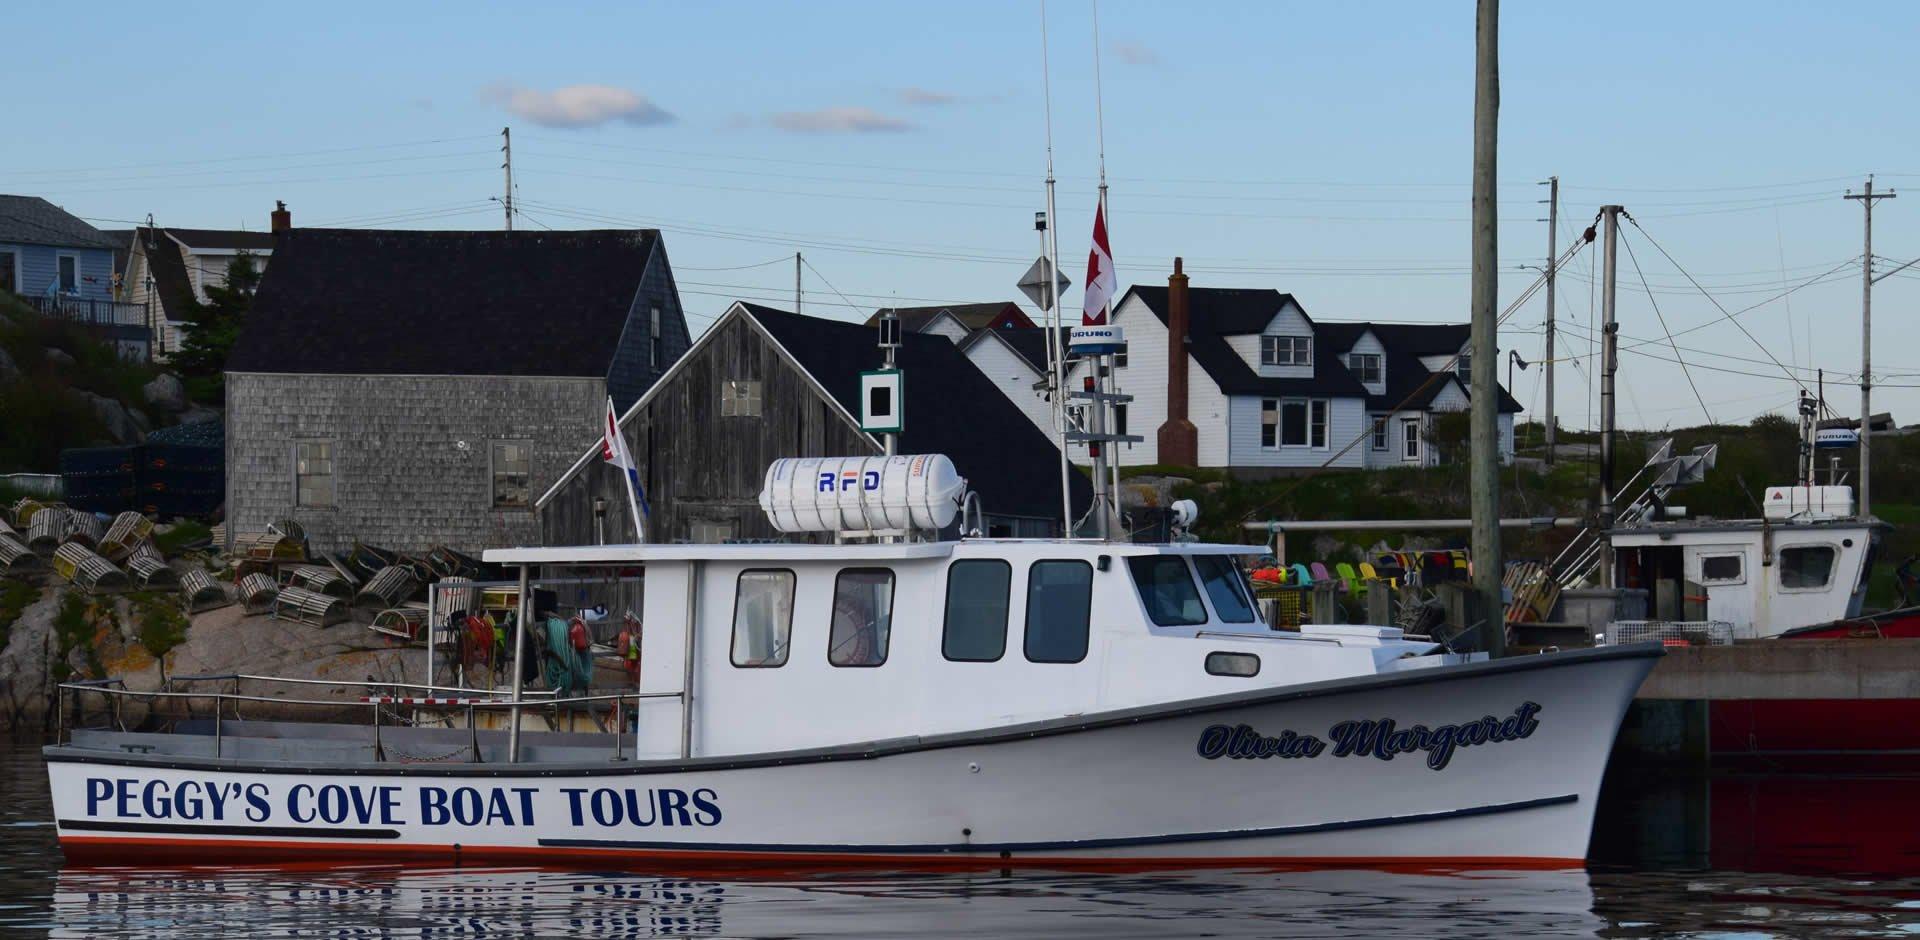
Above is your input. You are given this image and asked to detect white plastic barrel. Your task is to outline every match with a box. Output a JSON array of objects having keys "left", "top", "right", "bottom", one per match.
[{"left": 759, "top": 454, "right": 967, "bottom": 533}]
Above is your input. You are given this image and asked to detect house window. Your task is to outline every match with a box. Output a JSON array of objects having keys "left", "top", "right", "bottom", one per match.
[
  {"left": 1402, "top": 417, "right": 1422, "bottom": 461},
  {"left": 1025, "top": 560, "right": 1093, "bottom": 663},
  {"left": 1457, "top": 353, "right": 1472, "bottom": 383},
  {"left": 942, "top": 559, "right": 1011, "bottom": 662},
  {"left": 1263, "top": 399, "right": 1326, "bottom": 448},
  {"left": 490, "top": 440, "right": 531, "bottom": 509},
  {"left": 0, "top": 251, "right": 15, "bottom": 293},
  {"left": 1370, "top": 414, "right": 1389, "bottom": 451},
  {"left": 1350, "top": 353, "right": 1383, "bottom": 385},
  {"left": 295, "top": 441, "right": 335, "bottom": 508},
  {"left": 690, "top": 520, "right": 737, "bottom": 543},
  {"left": 721, "top": 380, "right": 762, "bottom": 417},
  {"left": 828, "top": 568, "right": 895, "bottom": 667},
  {"left": 1114, "top": 403, "right": 1129, "bottom": 442},
  {"left": 1699, "top": 554, "right": 1744, "bottom": 584},
  {"left": 1261, "top": 335, "right": 1310, "bottom": 367},
  {"left": 1779, "top": 546, "right": 1837, "bottom": 590},
  {"left": 1128, "top": 555, "right": 1207, "bottom": 627},
  {"left": 1113, "top": 349, "right": 1128, "bottom": 369},
  {"left": 57, "top": 255, "right": 79, "bottom": 294},
  {"left": 649, "top": 305, "right": 662, "bottom": 369},
  {"left": 730, "top": 569, "right": 795, "bottom": 667}
]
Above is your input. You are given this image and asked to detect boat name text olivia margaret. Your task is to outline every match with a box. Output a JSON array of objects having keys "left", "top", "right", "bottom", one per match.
[{"left": 1196, "top": 702, "right": 1543, "bottom": 771}]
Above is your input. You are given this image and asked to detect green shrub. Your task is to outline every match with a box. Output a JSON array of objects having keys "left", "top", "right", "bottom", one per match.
[{"left": 127, "top": 591, "right": 189, "bottom": 658}]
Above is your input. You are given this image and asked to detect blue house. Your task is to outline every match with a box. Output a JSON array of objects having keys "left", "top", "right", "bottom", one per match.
[{"left": 1, "top": 195, "right": 151, "bottom": 358}]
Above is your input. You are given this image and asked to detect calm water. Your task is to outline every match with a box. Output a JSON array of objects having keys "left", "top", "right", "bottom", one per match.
[{"left": 4, "top": 740, "right": 1920, "bottom": 938}]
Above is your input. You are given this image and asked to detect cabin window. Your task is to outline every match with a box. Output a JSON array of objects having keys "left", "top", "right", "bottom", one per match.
[
  {"left": 1261, "top": 334, "right": 1310, "bottom": 367},
  {"left": 294, "top": 440, "right": 335, "bottom": 508},
  {"left": 1194, "top": 554, "right": 1257, "bottom": 623},
  {"left": 1779, "top": 545, "right": 1837, "bottom": 590},
  {"left": 1350, "top": 353, "right": 1383, "bottom": 385},
  {"left": 730, "top": 569, "right": 795, "bottom": 667},
  {"left": 1370, "top": 414, "right": 1389, "bottom": 451},
  {"left": 1205, "top": 652, "right": 1261, "bottom": 677},
  {"left": 489, "top": 440, "right": 531, "bottom": 509},
  {"left": 828, "top": 568, "right": 895, "bottom": 667},
  {"left": 1699, "top": 554, "right": 1744, "bottom": 584},
  {"left": 1128, "top": 555, "right": 1208, "bottom": 627},
  {"left": 721, "top": 380, "right": 762, "bottom": 417},
  {"left": 1025, "top": 560, "right": 1093, "bottom": 663},
  {"left": 942, "top": 559, "right": 1011, "bottom": 662}
]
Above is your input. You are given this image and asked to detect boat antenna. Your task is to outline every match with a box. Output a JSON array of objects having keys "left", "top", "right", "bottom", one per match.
[{"left": 1093, "top": 0, "right": 1124, "bottom": 533}]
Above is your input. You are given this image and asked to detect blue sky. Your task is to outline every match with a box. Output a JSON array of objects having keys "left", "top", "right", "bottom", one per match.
[{"left": 6, "top": 1, "right": 1917, "bottom": 431}]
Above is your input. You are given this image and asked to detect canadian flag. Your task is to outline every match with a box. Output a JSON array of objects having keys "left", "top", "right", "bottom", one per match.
[{"left": 1082, "top": 201, "right": 1115, "bottom": 326}]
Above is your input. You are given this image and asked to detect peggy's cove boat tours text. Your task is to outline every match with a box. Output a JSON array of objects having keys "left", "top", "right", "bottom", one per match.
[{"left": 44, "top": 453, "right": 1661, "bottom": 867}]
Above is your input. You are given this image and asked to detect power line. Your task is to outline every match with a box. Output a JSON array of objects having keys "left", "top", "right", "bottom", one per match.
[
  {"left": 0, "top": 133, "right": 498, "bottom": 177},
  {"left": 1620, "top": 231, "right": 1714, "bottom": 424}
]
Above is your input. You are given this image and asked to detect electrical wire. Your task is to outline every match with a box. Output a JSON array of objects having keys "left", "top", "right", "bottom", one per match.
[{"left": 1619, "top": 230, "right": 1714, "bottom": 425}]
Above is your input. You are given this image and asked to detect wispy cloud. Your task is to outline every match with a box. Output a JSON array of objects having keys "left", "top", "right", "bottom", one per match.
[
  {"left": 899, "top": 86, "right": 958, "bottom": 107},
  {"left": 1112, "top": 41, "right": 1160, "bottom": 66},
  {"left": 768, "top": 106, "right": 913, "bottom": 133},
  {"left": 485, "top": 83, "right": 674, "bottom": 129}
]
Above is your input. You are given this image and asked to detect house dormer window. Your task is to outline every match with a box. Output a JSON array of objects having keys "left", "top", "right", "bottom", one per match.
[
  {"left": 1349, "top": 353, "right": 1383, "bottom": 385},
  {"left": 1261, "top": 335, "right": 1310, "bottom": 367},
  {"left": 1457, "top": 352, "right": 1472, "bottom": 383}
]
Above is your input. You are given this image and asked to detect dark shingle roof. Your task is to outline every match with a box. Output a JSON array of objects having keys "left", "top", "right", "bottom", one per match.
[
  {"left": 135, "top": 228, "right": 199, "bottom": 322},
  {"left": 228, "top": 228, "right": 659, "bottom": 376},
  {"left": 166, "top": 228, "right": 276, "bottom": 251},
  {"left": 1124, "top": 286, "right": 1370, "bottom": 398},
  {"left": 747, "top": 304, "right": 1091, "bottom": 522},
  {"left": 965, "top": 325, "right": 1072, "bottom": 374},
  {"left": 866, "top": 301, "right": 1035, "bottom": 333},
  {"left": 0, "top": 196, "right": 117, "bottom": 249},
  {"left": 98, "top": 229, "right": 134, "bottom": 280},
  {"left": 1318, "top": 321, "right": 1521, "bottom": 413}
]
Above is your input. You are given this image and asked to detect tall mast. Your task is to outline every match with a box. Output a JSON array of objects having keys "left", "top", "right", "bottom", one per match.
[
  {"left": 1093, "top": 0, "right": 1122, "bottom": 532},
  {"left": 501, "top": 127, "right": 514, "bottom": 232},
  {"left": 1598, "top": 205, "right": 1623, "bottom": 587},
  {"left": 1844, "top": 176, "right": 1893, "bottom": 519},
  {"left": 1040, "top": 0, "right": 1072, "bottom": 536},
  {"left": 1542, "top": 176, "right": 1558, "bottom": 464},
  {"left": 1468, "top": 0, "right": 1503, "bottom": 656}
]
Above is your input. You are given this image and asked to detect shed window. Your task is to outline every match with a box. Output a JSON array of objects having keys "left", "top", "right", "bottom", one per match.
[
  {"left": 942, "top": 560, "right": 1011, "bottom": 662},
  {"left": 690, "top": 520, "right": 736, "bottom": 543},
  {"left": 730, "top": 569, "right": 795, "bottom": 667},
  {"left": 1779, "top": 546, "right": 1837, "bottom": 590},
  {"left": 1205, "top": 652, "right": 1261, "bottom": 677},
  {"left": 1699, "top": 554, "right": 1743, "bottom": 584},
  {"left": 1128, "top": 555, "right": 1208, "bottom": 626},
  {"left": 1025, "top": 560, "right": 1093, "bottom": 663},
  {"left": 828, "top": 568, "right": 894, "bottom": 667},
  {"left": 722, "top": 380, "right": 762, "bottom": 417},
  {"left": 649, "top": 305, "right": 662, "bottom": 369},
  {"left": 295, "top": 441, "right": 335, "bottom": 508},
  {"left": 490, "top": 441, "right": 530, "bottom": 508},
  {"left": 1194, "top": 554, "right": 1257, "bottom": 623}
]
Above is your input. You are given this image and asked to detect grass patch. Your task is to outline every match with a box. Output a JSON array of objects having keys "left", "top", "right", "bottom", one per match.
[
  {"left": 50, "top": 591, "right": 103, "bottom": 681},
  {"left": 152, "top": 520, "right": 212, "bottom": 556},
  {"left": 0, "top": 579, "right": 39, "bottom": 652},
  {"left": 127, "top": 591, "right": 190, "bottom": 658}
]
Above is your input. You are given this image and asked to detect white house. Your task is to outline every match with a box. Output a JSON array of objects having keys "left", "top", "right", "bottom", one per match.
[
  {"left": 964, "top": 262, "right": 1518, "bottom": 474},
  {"left": 864, "top": 301, "right": 1036, "bottom": 344},
  {"left": 125, "top": 204, "right": 282, "bottom": 357}
]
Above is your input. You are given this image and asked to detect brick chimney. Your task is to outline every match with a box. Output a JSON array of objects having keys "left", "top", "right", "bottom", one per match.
[
  {"left": 1156, "top": 257, "right": 1199, "bottom": 467},
  {"left": 271, "top": 200, "right": 291, "bottom": 233}
]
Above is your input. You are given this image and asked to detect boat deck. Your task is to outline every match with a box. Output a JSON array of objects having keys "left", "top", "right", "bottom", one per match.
[{"left": 60, "top": 721, "right": 623, "bottom": 767}]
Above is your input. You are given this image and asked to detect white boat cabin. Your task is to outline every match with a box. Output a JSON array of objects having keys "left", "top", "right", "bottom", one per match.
[
  {"left": 1609, "top": 484, "right": 1882, "bottom": 638},
  {"left": 484, "top": 539, "right": 1457, "bottom": 761}
]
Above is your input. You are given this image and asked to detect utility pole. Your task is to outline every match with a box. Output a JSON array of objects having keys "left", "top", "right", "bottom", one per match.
[
  {"left": 1598, "top": 205, "right": 1623, "bottom": 587},
  {"left": 1844, "top": 176, "right": 1893, "bottom": 519},
  {"left": 1541, "top": 176, "right": 1558, "bottom": 464},
  {"left": 501, "top": 127, "right": 515, "bottom": 232},
  {"left": 794, "top": 252, "right": 803, "bottom": 315},
  {"left": 1469, "top": 0, "right": 1504, "bottom": 657}
]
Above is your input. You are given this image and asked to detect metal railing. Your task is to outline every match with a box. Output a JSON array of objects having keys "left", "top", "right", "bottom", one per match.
[
  {"left": 21, "top": 294, "right": 149, "bottom": 328},
  {"left": 56, "top": 675, "right": 680, "bottom": 765}
]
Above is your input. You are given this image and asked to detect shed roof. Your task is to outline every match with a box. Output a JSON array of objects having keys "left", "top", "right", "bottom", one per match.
[
  {"left": 747, "top": 304, "right": 1092, "bottom": 522},
  {"left": 227, "top": 228, "right": 660, "bottom": 376},
  {"left": 0, "top": 196, "right": 118, "bottom": 249}
]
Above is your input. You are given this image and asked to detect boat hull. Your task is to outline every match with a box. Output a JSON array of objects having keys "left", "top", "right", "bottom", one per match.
[{"left": 47, "top": 646, "right": 1660, "bottom": 868}]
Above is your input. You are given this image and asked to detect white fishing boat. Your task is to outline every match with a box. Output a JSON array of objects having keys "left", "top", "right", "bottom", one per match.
[{"left": 43, "top": 450, "right": 1659, "bottom": 869}]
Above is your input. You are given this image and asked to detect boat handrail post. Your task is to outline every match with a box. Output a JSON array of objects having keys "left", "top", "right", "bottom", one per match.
[
  {"left": 468, "top": 702, "right": 481, "bottom": 763},
  {"left": 212, "top": 697, "right": 222, "bottom": 759},
  {"left": 611, "top": 694, "right": 625, "bottom": 762},
  {"left": 371, "top": 700, "right": 383, "bottom": 762},
  {"left": 680, "top": 560, "right": 701, "bottom": 760},
  {"left": 507, "top": 562, "right": 530, "bottom": 764}
]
